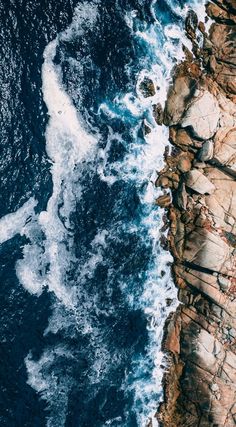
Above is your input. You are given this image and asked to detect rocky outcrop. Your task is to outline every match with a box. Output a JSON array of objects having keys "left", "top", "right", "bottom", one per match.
[{"left": 157, "top": 2, "right": 236, "bottom": 426}]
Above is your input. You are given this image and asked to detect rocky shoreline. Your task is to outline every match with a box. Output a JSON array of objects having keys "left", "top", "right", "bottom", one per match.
[{"left": 154, "top": 1, "right": 236, "bottom": 426}]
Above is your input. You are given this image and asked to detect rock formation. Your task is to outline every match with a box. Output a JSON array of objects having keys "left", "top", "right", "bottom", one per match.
[{"left": 156, "top": 1, "right": 236, "bottom": 426}]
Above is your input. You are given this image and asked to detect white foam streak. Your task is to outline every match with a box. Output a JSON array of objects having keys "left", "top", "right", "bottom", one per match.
[{"left": 0, "top": 197, "right": 37, "bottom": 244}]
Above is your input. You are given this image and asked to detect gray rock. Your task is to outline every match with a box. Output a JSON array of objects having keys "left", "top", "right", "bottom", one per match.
[
  {"left": 218, "top": 275, "right": 230, "bottom": 292},
  {"left": 176, "top": 183, "right": 188, "bottom": 210},
  {"left": 198, "top": 140, "right": 214, "bottom": 161}
]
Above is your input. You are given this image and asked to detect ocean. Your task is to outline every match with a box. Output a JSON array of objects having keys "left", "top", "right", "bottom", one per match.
[{"left": 0, "top": 1, "right": 205, "bottom": 426}]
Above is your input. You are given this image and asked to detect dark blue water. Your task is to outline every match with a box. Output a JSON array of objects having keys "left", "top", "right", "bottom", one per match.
[{"left": 0, "top": 1, "right": 203, "bottom": 426}]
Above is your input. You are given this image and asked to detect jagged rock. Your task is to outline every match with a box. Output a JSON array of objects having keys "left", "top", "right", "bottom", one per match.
[
  {"left": 185, "top": 169, "right": 216, "bottom": 194},
  {"left": 205, "top": 194, "right": 230, "bottom": 230},
  {"left": 139, "top": 76, "right": 155, "bottom": 97},
  {"left": 181, "top": 91, "right": 220, "bottom": 139},
  {"left": 207, "top": 1, "right": 236, "bottom": 24},
  {"left": 153, "top": 103, "right": 164, "bottom": 125},
  {"left": 164, "top": 76, "right": 197, "bottom": 125},
  {"left": 185, "top": 10, "right": 198, "bottom": 39},
  {"left": 198, "top": 140, "right": 214, "bottom": 161}
]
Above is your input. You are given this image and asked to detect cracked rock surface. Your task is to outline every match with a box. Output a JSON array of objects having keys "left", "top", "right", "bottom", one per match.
[{"left": 157, "top": 1, "right": 236, "bottom": 426}]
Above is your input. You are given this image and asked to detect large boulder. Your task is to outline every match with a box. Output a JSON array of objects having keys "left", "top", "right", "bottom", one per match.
[
  {"left": 185, "top": 169, "right": 216, "bottom": 194},
  {"left": 183, "top": 228, "right": 231, "bottom": 274},
  {"left": 164, "top": 76, "right": 197, "bottom": 125},
  {"left": 181, "top": 91, "right": 220, "bottom": 139}
]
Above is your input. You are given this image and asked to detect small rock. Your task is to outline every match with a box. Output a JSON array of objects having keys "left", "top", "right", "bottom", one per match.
[
  {"left": 175, "top": 129, "right": 194, "bottom": 147},
  {"left": 156, "top": 194, "right": 171, "bottom": 208},
  {"left": 159, "top": 176, "right": 169, "bottom": 189},
  {"left": 176, "top": 183, "right": 188, "bottom": 210},
  {"left": 210, "top": 383, "right": 219, "bottom": 393},
  {"left": 193, "top": 161, "right": 206, "bottom": 169},
  {"left": 139, "top": 77, "right": 156, "bottom": 97},
  {"left": 198, "top": 140, "right": 214, "bottom": 161},
  {"left": 185, "top": 169, "right": 216, "bottom": 194},
  {"left": 153, "top": 103, "right": 164, "bottom": 125},
  {"left": 177, "top": 156, "right": 192, "bottom": 173},
  {"left": 218, "top": 275, "right": 230, "bottom": 292},
  {"left": 143, "top": 120, "right": 152, "bottom": 135}
]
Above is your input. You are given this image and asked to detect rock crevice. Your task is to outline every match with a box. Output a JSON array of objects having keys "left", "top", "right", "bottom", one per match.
[{"left": 156, "top": 2, "right": 236, "bottom": 426}]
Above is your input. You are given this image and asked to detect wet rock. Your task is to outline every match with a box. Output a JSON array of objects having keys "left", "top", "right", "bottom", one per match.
[
  {"left": 181, "top": 91, "right": 220, "bottom": 139},
  {"left": 185, "top": 169, "right": 216, "bottom": 194},
  {"left": 185, "top": 10, "right": 198, "bottom": 39},
  {"left": 143, "top": 120, "right": 152, "bottom": 135},
  {"left": 155, "top": 194, "right": 171, "bottom": 208},
  {"left": 158, "top": 176, "right": 170, "bottom": 189},
  {"left": 153, "top": 103, "right": 164, "bottom": 125},
  {"left": 139, "top": 76, "right": 155, "bottom": 97}
]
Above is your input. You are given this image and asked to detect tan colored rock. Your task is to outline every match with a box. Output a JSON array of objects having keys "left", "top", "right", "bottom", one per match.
[
  {"left": 177, "top": 156, "right": 191, "bottom": 173},
  {"left": 209, "top": 23, "right": 236, "bottom": 96},
  {"left": 181, "top": 91, "right": 220, "bottom": 139},
  {"left": 159, "top": 3, "right": 236, "bottom": 426},
  {"left": 185, "top": 169, "right": 216, "bottom": 194},
  {"left": 214, "top": 128, "right": 236, "bottom": 172},
  {"left": 184, "top": 228, "right": 231, "bottom": 274},
  {"left": 174, "top": 128, "right": 195, "bottom": 148},
  {"left": 205, "top": 168, "right": 236, "bottom": 221},
  {"left": 155, "top": 194, "right": 171, "bottom": 208},
  {"left": 207, "top": 1, "right": 236, "bottom": 24},
  {"left": 164, "top": 76, "right": 197, "bottom": 125}
]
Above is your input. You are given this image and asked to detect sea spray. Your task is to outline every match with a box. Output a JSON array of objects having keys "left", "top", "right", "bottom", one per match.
[{"left": 0, "top": 1, "right": 207, "bottom": 426}]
